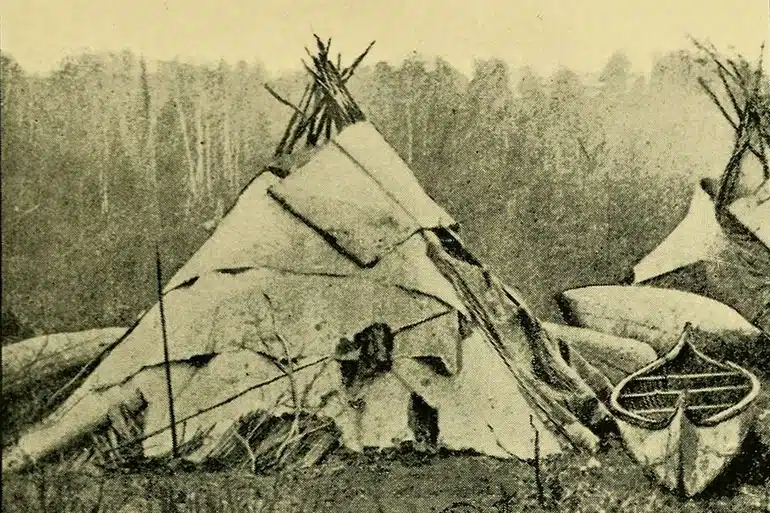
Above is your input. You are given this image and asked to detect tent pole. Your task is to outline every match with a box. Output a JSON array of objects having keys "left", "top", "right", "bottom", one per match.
[
  {"left": 155, "top": 244, "right": 178, "bottom": 457},
  {"left": 140, "top": 55, "right": 179, "bottom": 458}
]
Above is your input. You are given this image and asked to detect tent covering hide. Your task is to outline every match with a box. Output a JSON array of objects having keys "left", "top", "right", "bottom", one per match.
[
  {"left": 4, "top": 121, "right": 612, "bottom": 473},
  {"left": 632, "top": 181, "right": 770, "bottom": 336}
]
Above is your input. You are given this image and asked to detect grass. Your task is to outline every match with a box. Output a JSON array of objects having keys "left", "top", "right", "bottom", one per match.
[{"left": 3, "top": 438, "right": 769, "bottom": 513}]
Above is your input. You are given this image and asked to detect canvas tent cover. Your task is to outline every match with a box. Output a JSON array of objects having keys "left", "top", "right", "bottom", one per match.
[
  {"left": 4, "top": 122, "right": 609, "bottom": 472},
  {"left": 632, "top": 180, "right": 770, "bottom": 335}
]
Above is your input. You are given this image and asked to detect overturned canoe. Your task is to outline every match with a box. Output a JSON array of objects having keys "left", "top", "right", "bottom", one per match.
[
  {"left": 557, "top": 285, "right": 767, "bottom": 366},
  {"left": 609, "top": 323, "right": 761, "bottom": 497},
  {"left": 542, "top": 322, "right": 658, "bottom": 384},
  {"left": 2, "top": 327, "right": 128, "bottom": 396}
]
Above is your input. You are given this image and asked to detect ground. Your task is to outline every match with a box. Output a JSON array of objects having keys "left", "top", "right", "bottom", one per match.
[{"left": 3, "top": 439, "right": 769, "bottom": 513}]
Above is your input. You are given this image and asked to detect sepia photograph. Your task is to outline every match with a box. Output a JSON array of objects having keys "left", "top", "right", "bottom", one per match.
[{"left": 1, "top": 1, "right": 769, "bottom": 511}]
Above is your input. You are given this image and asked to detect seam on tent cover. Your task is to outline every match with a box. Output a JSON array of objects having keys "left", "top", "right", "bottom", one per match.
[
  {"left": 266, "top": 186, "right": 420, "bottom": 268},
  {"left": 88, "top": 351, "right": 460, "bottom": 460},
  {"left": 338, "top": 122, "right": 458, "bottom": 230},
  {"left": 212, "top": 265, "right": 351, "bottom": 280},
  {"left": 87, "top": 283, "right": 457, "bottom": 393},
  {"left": 162, "top": 263, "right": 463, "bottom": 314},
  {"left": 102, "top": 308, "right": 456, "bottom": 393},
  {"left": 268, "top": 124, "right": 454, "bottom": 266},
  {"left": 91, "top": 354, "right": 219, "bottom": 393}
]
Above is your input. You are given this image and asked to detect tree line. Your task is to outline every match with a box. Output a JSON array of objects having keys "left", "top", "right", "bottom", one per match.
[{"left": 0, "top": 47, "right": 730, "bottom": 338}]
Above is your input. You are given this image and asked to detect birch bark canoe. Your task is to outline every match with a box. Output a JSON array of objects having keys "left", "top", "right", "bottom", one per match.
[
  {"left": 609, "top": 323, "right": 761, "bottom": 497},
  {"left": 557, "top": 285, "right": 767, "bottom": 368},
  {"left": 2, "top": 327, "right": 127, "bottom": 396}
]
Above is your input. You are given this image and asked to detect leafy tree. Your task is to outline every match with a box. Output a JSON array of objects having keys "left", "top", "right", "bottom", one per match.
[
  {"left": 0, "top": 45, "right": 739, "bottom": 329},
  {"left": 599, "top": 52, "right": 632, "bottom": 93},
  {"left": 650, "top": 50, "right": 707, "bottom": 91}
]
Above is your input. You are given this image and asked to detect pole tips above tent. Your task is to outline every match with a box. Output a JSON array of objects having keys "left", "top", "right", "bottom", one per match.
[{"left": 265, "top": 36, "right": 375, "bottom": 176}]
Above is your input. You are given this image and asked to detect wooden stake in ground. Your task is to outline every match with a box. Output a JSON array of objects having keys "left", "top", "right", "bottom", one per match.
[{"left": 140, "top": 56, "right": 179, "bottom": 458}]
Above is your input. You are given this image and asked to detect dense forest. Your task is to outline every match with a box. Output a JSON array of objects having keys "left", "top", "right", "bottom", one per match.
[{"left": 0, "top": 47, "right": 737, "bottom": 338}]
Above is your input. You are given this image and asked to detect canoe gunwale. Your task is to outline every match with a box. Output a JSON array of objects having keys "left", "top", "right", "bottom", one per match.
[{"left": 609, "top": 324, "right": 761, "bottom": 430}]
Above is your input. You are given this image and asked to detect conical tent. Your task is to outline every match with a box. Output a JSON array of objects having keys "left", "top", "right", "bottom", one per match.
[
  {"left": 632, "top": 182, "right": 729, "bottom": 285},
  {"left": 3, "top": 121, "right": 609, "bottom": 473},
  {"left": 630, "top": 42, "right": 770, "bottom": 336},
  {"left": 631, "top": 181, "right": 770, "bottom": 335}
]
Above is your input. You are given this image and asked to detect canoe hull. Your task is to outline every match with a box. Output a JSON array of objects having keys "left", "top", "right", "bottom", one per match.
[
  {"left": 557, "top": 285, "right": 765, "bottom": 357},
  {"left": 616, "top": 402, "right": 758, "bottom": 497},
  {"left": 542, "top": 322, "right": 658, "bottom": 384},
  {"left": 609, "top": 324, "right": 762, "bottom": 496}
]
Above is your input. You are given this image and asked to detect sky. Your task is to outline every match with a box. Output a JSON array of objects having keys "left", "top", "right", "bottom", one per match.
[{"left": 1, "top": 0, "right": 768, "bottom": 77}]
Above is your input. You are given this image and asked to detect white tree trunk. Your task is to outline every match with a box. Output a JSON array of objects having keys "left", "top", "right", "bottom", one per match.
[
  {"left": 406, "top": 102, "right": 414, "bottom": 165},
  {"left": 100, "top": 109, "right": 111, "bottom": 216},
  {"left": 195, "top": 98, "right": 205, "bottom": 201},
  {"left": 223, "top": 109, "right": 233, "bottom": 193},
  {"left": 174, "top": 94, "right": 197, "bottom": 208},
  {"left": 204, "top": 117, "right": 212, "bottom": 197}
]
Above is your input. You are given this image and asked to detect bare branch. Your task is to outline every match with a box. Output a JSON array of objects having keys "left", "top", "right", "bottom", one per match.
[
  {"left": 341, "top": 40, "right": 376, "bottom": 81},
  {"left": 715, "top": 66, "right": 744, "bottom": 120},
  {"left": 697, "top": 77, "right": 739, "bottom": 130},
  {"left": 264, "top": 84, "right": 305, "bottom": 116}
]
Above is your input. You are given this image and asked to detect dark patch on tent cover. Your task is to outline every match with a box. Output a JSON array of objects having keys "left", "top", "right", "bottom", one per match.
[
  {"left": 458, "top": 312, "right": 474, "bottom": 339},
  {"left": 413, "top": 356, "right": 453, "bottom": 377},
  {"left": 171, "top": 276, "right": 199, "bottom": 290},
  {"left": 432, "top": 228, "right": 482, "bottom": 267},
  {"left": 336, "top": 323, "right": 395, "bottom": 388},
  {"left": 216, "top": 267, "right": 253, "bottom": 276},
  {"left": 554, "top": 292, "right": 581, "bottom": 328},
  {"left": 187, "top": 353, "right": 216, "bottom": 367},
  {"left": 335, "top": 324, "right": 442, "bottom": 447},
  {"left": 408, "top": 393, "right": 439, "bottom": 446}
]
